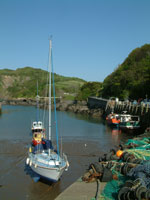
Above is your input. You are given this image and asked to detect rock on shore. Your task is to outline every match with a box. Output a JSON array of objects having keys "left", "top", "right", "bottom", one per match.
[{"left": 2, "top": 98, "right": 104, "bottom": 118}]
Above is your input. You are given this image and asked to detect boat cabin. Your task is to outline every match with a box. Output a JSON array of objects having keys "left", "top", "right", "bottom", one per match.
[
  {"left": 120, "top": 114, "right": 131, "bottom": 122},
  {"left": 31, "top": 121, "right": 46, "bottom": 146},
  {"left": 32, "top": 121, "right": 44, "bottom": 133}
]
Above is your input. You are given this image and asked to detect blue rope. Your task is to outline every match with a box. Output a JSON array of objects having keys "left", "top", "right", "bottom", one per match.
[{"left": 51, "top": 51, "right": 60, "bottom": 159}]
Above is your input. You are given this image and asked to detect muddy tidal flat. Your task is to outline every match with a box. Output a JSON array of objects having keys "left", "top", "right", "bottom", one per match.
[{"left": 0, "top": 105, "right": 132, "bottom": 200}]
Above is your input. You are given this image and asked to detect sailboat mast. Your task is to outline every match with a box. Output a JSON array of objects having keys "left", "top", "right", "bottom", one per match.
[
  {"left": 48, "top": 39, "right": 52, "bottom": 141},
  {"left": 36, "top": 81, "right": 39, "bottom": 122}
]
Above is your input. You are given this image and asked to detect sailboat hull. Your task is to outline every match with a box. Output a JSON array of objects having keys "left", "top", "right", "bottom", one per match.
[
  {"left": 27, "top": 151, "right": 69, "bottom": 182},
  {"left": 30, "top": 164, "right": 65, "bottom": 182}
]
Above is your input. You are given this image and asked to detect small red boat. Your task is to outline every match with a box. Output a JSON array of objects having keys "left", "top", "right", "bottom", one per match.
[{"left": 106, "top": 113, "right": 120, "bottom": 127}]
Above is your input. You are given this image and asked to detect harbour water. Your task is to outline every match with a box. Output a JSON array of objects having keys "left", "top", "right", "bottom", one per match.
[{"left": 0, "top": 105, "right": 133, "bottom": 200}]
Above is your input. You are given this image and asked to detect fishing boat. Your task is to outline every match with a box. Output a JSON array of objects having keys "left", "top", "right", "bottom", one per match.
[
  {"left": 119, "top": 114, "right": 140, "bottom": 131},
  {"left": 106, "top": 112, "right": 120, "bottom": 127},
  {"left": 26, "top": 40, "right": 69, "bottom": 182}
]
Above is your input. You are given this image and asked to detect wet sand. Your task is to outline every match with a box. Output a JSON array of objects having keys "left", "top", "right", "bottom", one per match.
[{"left": 0, "top": 139, "right": 106, "bottom": 200}]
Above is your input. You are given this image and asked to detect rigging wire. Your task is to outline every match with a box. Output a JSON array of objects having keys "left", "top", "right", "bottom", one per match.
[
  {"left": 42, "top": 45, "right": 50, "bottom": 136},
  {"left": 51, "top": 49, "right": 60, "bottom": 159},
  {"left": 60, "top": 111, "right": 63, "bottom": 157}
]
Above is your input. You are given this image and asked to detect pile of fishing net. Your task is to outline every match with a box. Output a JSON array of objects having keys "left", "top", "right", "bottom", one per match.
[{"left": 94, "top": 137, "right": 150, "bottom": 200}]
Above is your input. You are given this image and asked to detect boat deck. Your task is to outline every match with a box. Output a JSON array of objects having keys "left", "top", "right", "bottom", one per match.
[{"left": 29, "top": 151, "right": 67, "bottom": 168}]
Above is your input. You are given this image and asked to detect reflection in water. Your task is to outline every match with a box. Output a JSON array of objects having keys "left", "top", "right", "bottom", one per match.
[
  {"left": 105, "top": 126, "right": 121, "bottom": 144},
  {"left": 111, "top": 128, "right": 121, "bottom": 135},
  {"left": 66, "top": 111, "right": 104, "bottom": 124},
  {"left": 111, "top": 128, "right": 122, "bottom": 144}
]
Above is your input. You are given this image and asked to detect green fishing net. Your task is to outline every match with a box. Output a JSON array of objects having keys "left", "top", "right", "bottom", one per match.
[
  {"left": 92, "top": 137, "right": 150, "bottom": 200},
  {"left": 125, "top": 137, "right": 150, "bottom": 146}
]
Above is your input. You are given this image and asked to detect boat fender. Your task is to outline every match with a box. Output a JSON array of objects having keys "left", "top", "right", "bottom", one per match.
[
  {"left": 65, "top": 161, "right": 69, "bottom": 171},
  {"left": 29, "top": 160, "right": 32, "bottom": 166},
  {"left": 66, "top": 161, "right": 69, "bottom": 168},
  {"left": 26, "top": 158, "right": 30, "bottom": 165},
  {"left": 29, "top": 147, "right": 32, "bottom": 153},
  {"left": 34, "top": 163, "right": 37, "bottom": 168}
]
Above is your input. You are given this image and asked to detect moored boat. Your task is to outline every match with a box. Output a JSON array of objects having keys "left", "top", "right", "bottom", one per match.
[
  {"left": 119, "top": 114, "right": 140, "bottom": 131},
  {"left": 26, "top": 39, "right": 69, "bottom": 182},
  {"left": 106, "top": 113, "right": 120, "bottom": 127}
]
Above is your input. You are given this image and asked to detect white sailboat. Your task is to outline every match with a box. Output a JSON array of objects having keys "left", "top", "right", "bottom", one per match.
[{"left": 26, "top": 40, "right": 69, "bottom": 182}]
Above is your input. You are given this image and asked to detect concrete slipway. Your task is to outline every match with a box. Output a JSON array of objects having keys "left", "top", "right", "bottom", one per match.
[{"left": 55, "top": 178, "right": 106, "bottom": 200}]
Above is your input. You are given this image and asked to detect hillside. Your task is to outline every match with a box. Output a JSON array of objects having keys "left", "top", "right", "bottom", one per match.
[
  {"left": 101, "top": 44, "right": 150, "bottom": 100},
  {"left": 76, "top": 81, "right": 103, "bottom": 100},
  {"left": 0, "top": 67, "right": 86, "bottom": 99},
  {"left": 1, "top": 44, "right": 149, "bottom": 101}
]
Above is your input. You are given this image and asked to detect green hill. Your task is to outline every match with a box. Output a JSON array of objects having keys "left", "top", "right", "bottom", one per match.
[
  {"left": 1, "top": 44, "right": 150, "bottom": 101},
  {"left": 76, "top": 81, "right": 103, "bottom": 100},
  {"left": 0, "top": 67, "right": 85, "bottom": 99},
  {"left": 102, "top": 44, "right": 150, "bottom": 100}
]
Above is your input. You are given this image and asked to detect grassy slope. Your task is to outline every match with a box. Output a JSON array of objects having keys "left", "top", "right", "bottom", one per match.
[{"left": 0, "top": 67, "right": 86, "bottom": 99}]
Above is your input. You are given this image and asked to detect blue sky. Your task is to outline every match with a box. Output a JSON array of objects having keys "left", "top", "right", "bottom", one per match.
[{"left": 0, "top": 0, "right": 150, "bottom": 82}]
